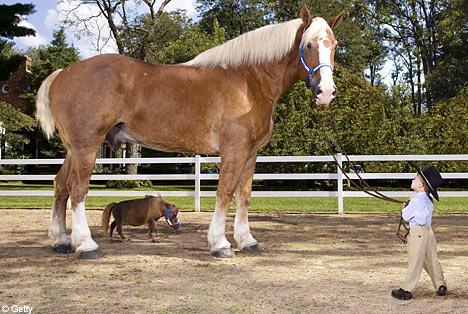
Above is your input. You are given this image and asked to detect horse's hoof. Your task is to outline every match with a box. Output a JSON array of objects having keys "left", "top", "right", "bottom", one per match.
[
  {"left": 211, "top": 248, "right": 234, "bottom": 258},
  {"left": 76, "top": 248, "right": 102, "bottom": 259},
  {"left": 151, "top": 239, "right": 160, "bottom": 243},
  {"left": 52, "top": 244, "right": 74, "bottom": 254},
  {"left": 240, "top": 244, "right": 263, "bottom": 254}
]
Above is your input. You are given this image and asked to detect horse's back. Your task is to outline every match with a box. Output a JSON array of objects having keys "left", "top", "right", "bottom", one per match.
[{"left": 114, "top": 197, "right": 154, "bottom": 226}]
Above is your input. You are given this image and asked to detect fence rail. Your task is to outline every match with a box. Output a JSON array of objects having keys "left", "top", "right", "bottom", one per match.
[{"left": 1, "top": 154, "right": 467, "bottom": 214}]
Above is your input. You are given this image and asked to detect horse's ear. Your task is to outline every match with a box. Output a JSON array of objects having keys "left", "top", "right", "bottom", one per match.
[
  {"left": 300, "top": 4, "right": 312, "bottom": 29},
  {"left": 329, "top": 10, "right": 347, "bottom": 29}
]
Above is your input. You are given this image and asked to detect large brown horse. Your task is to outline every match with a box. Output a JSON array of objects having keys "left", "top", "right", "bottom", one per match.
[{"left": 36, "top": 5, "right": 345, "bottom": 258}]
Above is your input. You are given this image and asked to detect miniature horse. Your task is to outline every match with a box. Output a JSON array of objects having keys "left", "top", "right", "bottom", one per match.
[
  {"left": 36, "top": 5, "right": 345, "bottom": 258},
  {"left": 101, "top": 195, "right": 180, "bottom": 242}
]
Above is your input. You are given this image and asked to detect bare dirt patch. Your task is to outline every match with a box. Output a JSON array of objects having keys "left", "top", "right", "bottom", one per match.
[{"left": 1, "top": 209, "right": 467, "bottom": 313}]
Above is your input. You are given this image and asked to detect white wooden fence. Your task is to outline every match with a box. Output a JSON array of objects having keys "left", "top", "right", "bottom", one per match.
[{"left": 0, "top": 154, "right": 467, "bottom": 214}]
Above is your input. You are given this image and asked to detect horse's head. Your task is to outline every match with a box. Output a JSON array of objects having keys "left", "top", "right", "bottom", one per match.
[
  {"left": 299, "top": 5, "right": 346, "bottom": 107},
  {"left": 164, "top": 202, "right": 181, "bottom": 232}
]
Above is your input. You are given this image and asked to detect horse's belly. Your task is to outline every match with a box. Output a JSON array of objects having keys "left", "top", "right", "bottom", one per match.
[
  {"left": 123, "top": 217, "right": 147, "bottom": 226},
  {"left": 121, "top": 123, "right": 220, "bottom": 155}
]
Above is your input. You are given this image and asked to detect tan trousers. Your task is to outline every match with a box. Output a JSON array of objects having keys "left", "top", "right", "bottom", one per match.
[{"left": 401, "top": 226, "right": 446, "bottom": 292}]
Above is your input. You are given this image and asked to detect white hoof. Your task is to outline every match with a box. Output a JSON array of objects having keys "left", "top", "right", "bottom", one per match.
[
  {"left": 208, "top": 234, "right": 231, "bottom": 253},
  {"left": 72, "top": 235, "right": 99, "bottom": 253},
  {"left": 234, "top": 233, "right": 257, "bottom": 250}
]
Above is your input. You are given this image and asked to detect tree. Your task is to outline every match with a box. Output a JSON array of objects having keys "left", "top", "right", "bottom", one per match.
[
  {"left": 422, "top": 85, "right": 468, "bottom": 160},
  {"left": 122, "top": 10, "right": 194, "bottom": 64},
  {"left": 0, "top": 3, "right": 36, "bottom": 39},
  {"left": 428, "top": 0, "right": 468, "bottom": 102},
  {"left": 158, "top": 20, "right": 225, "bottom": 64},
  {"left": 0, "top": 41, "right": 24, "bottom": 80},
  {"left": 28, "top": 28, "right": 80, "bottom": 90},
  {"left": 367, "top": 0, "right": 468, "bottom": 113},
  {"left": 0, "top": 3, "right": 36, "bottom": 80},
  {"left": 0, "top": 101, "right": 35, "bottom": 162},
  {"left": 197, "top": 0, "right": 269, "bottom": 39}
]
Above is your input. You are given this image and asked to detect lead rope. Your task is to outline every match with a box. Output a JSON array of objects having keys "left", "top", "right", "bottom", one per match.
[
  {"left": 322, "top": 107, "right": 406, "bottom": 205},
  {"left": 320, "top": 107, "right": 411, "bottom": 243}
]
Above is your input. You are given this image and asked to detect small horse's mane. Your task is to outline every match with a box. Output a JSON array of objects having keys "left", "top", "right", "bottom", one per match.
[{"left": 184, "top": 18, "right": 304, "bottom": 69}]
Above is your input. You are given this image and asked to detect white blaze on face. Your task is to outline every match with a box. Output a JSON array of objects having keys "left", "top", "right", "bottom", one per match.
[
  {"left": 317, "top": 36, "right": 335, "bottom": 91},
  {"left": 302, "top": 18, "right": 336, "bottom": 105}
]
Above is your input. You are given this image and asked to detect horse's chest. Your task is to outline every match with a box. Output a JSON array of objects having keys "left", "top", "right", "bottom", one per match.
[{"left": 254, "top": 116, "right": 274, "bottom": 150}]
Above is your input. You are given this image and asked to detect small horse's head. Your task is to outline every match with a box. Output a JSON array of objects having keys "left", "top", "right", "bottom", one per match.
[
  {"left": 164, "top": 202, "right": 181, "bottom": 232},
  {"left": 299, "top": 5, "right": 346, "bottom": 107}
]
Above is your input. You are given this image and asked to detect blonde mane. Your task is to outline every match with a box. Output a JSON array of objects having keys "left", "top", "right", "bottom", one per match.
[{"left": 184, "top": 19, "right": 304, "bottom": 69}]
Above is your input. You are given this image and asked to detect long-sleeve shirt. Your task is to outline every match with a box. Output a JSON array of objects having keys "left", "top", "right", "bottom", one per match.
[{"left": 402, "top": 192, "right": 434, "bottom": 227}]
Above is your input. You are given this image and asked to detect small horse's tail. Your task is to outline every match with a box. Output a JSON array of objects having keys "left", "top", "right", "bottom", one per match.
[
  {"left": 101, "top": 202, "right": 115, "bottom": 234},
  {"left": 35, "top": 69, "right": 63, "bottom": 140}
]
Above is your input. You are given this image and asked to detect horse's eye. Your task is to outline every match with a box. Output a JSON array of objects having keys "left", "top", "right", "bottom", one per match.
[{"left": 307, "top": 43, "right": 312, "bottom": 49}]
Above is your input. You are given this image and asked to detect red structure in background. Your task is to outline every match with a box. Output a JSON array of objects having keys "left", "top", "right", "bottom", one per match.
[{"left": 0, "top": 55, "right": 33, "bottom": 113}]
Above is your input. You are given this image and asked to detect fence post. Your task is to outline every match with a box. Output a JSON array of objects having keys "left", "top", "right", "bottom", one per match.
[
  {"left": 336, "top": 153, "right": 344, "bottom": 215},
  {"left": 195, "top": 155, "right": 201, "bottom": 212}
]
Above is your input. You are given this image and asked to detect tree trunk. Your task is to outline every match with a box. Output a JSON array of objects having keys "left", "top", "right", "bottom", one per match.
[{"left": 125, "top": 143, "right": 139, "bottom": 175}]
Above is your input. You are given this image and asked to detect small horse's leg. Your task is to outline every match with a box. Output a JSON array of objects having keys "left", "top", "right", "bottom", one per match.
[
  {"left": 116, "top": 221, "right": 127, "bottom": 241},
  {"left": 68, "top": 148, "right": 101, "bottom": 259},
  {"left": 109, "top": 220, "right": 116, "bottom": 238},
  {"left": 50, "top": 154, "right": 73, "bottom": 253},
  {"left": 234, "top": 154, "right": 262, "bottom": 254},
  {"left": 148, "top": 220, "right": 159, "bottom": 243},
  {"left": 208, "top": 147, "right": 251, "bottom": 258}
]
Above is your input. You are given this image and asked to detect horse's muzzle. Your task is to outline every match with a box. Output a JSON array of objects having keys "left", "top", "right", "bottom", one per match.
[
  {"left": 172, "top": 221, "right": 181, "bottom": 231},
  {"left": 315, "top": 86, "right": 336, "bottom": 106}
]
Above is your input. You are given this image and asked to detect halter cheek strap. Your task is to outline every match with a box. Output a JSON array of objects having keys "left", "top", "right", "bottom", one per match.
[
  {"left": 165, "top": 206, "right": 180, "bottom": 227},
  {"left": 299, "top": 46, "right": 334, "bottom": 89},
  {"left": 165, "top": 206, "right": 173, "bottom": 226}
]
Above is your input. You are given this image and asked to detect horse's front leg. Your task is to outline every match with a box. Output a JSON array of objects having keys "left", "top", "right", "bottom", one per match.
[
  {"left": 208, "top": 147, "right": 251, "bottom": 258},
  {"left": 148, "top": 220, "right": 159, "bottom": 243},
  {"left": 234, "top": 154, "right": 262, "bottom": 254}
]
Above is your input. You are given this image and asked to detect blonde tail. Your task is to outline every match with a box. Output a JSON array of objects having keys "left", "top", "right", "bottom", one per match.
[
  {"left": 35, "top": 69, "right": 62, "bottom": 140},
  {"left": 101, "top": 203, "right": 115, "bottom": 235}
]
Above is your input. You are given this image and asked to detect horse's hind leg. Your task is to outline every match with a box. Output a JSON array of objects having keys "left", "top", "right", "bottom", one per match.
[
  {"left": 50, "top": 154, "right": 73, "bottom": 253},
  {"left": 234, "top": 154, "right": 262, "bottom": 254},
  {"left": 109, "top": 220, "right": 116, "bottom": 238},
  {"left": 67, "top": 147, "right": 101, "bottom": 258},
  {"left": 116, "top": 221, "right": 128, "bottom": 241}
]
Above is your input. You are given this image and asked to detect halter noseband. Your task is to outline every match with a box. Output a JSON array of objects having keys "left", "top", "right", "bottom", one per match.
[{"left": 299, "top": 46, "right": 334, "bottom": 90}]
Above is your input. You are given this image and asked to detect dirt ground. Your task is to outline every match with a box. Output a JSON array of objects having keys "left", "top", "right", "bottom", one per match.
[{"left": 0, "top": 209, "right": 467, "bottom": 314}]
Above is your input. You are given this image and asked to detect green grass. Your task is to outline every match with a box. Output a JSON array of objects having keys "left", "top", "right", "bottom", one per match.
[
  {"left": 0, "top": 182, "right": 466, "bottom": 213},
  {"left": 0, "top": 195, "right": 466, "bottom": 214}
]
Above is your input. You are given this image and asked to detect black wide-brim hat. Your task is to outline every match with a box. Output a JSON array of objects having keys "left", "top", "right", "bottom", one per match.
[{"left": 412, "top": 164, "right": 443, "bottom": 201}]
